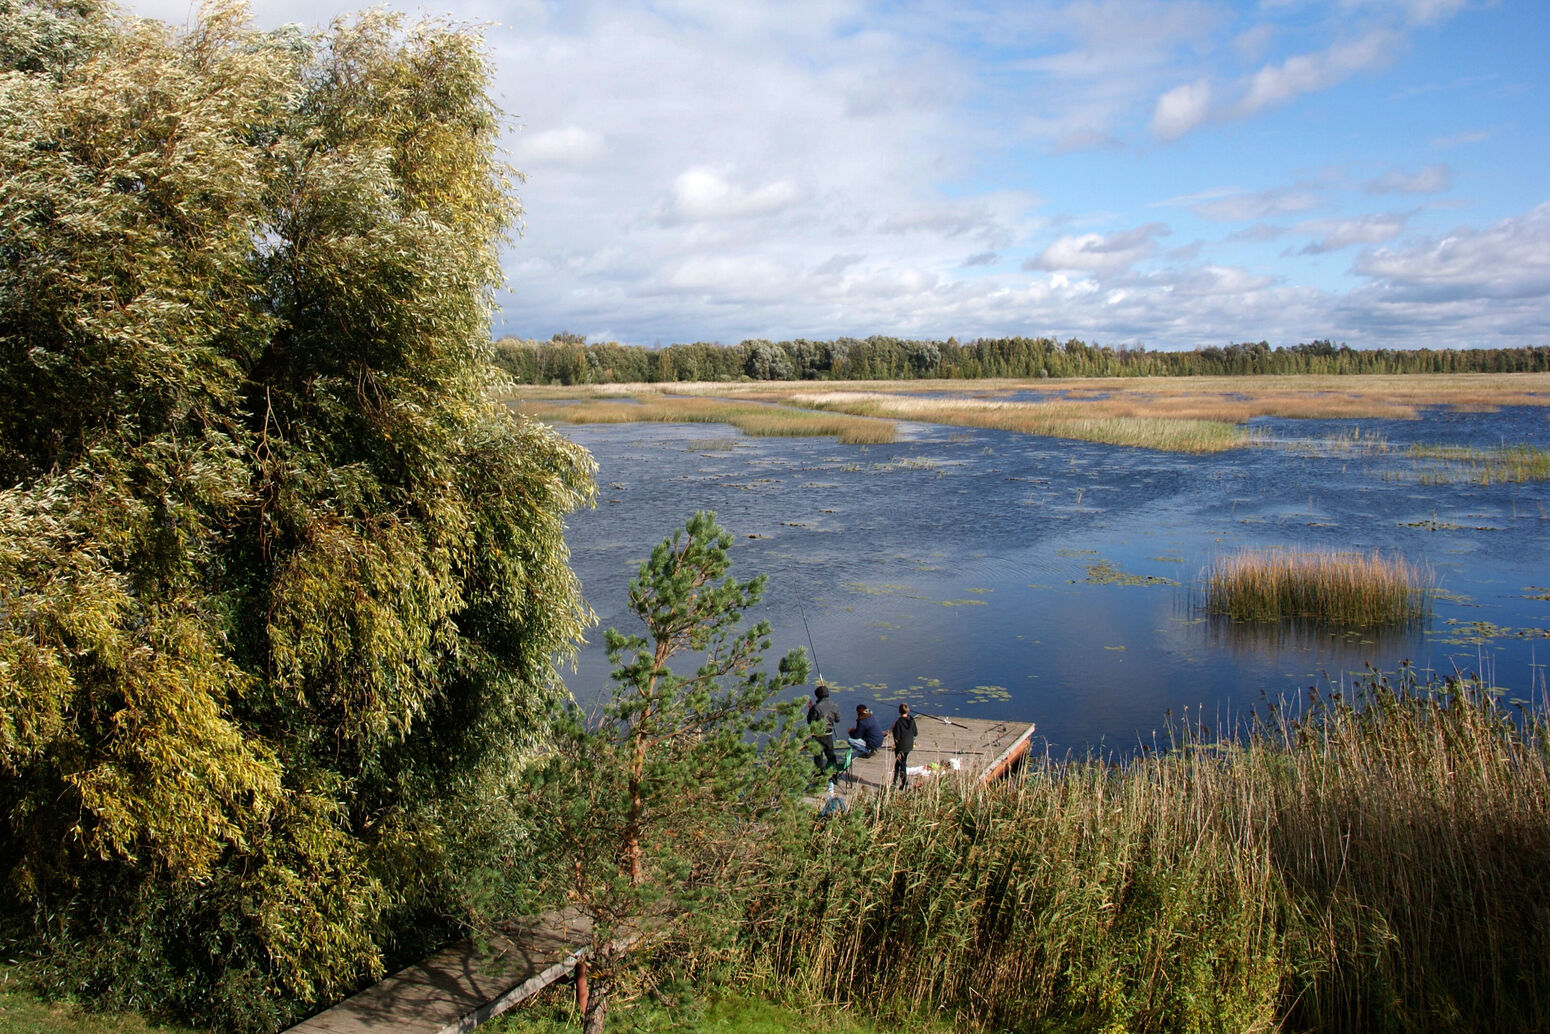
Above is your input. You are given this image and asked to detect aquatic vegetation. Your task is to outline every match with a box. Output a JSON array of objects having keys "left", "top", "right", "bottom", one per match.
[
  {"left": 1428, "top": 619, "right": 1550, "bottom": 645},
  {"left": 1082, "top": 560, "right": 1179, "bottom": 586},
  {"left": 1204, "top": 548, "right": 1431, "bottom": 627},
  {"left": 1406, "top": 443, "right": 1550, "bottom": 484}
]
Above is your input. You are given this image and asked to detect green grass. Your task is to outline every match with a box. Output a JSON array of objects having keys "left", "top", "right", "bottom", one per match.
[
  {"left": 1204, "top": 547, "right": 1430, "bottom": 627},
  {"left": 0, "top": 972, "right": 208, "bottom": 1034},
  {"left": 486, "top": 985, "right": 945, "bottom": 1034}
]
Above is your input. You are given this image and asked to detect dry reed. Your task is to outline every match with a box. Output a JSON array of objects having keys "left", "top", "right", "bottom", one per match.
[
  {"left": 1203, "top": 548, "right": 1430, "bottom": 627},
  {"left": 790, "top": 391, "right": 1247, "bottom": 453},
  {"left": 512, "top": 396, "right": 897, "bottom": 445},
  {"left": 501, "top": 373, "right": 1550, "bottom": 453}
]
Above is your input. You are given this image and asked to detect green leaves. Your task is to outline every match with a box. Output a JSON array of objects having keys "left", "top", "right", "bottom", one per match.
[{"left": 0, "top": 3, "right": 593, "bottom": 1028}]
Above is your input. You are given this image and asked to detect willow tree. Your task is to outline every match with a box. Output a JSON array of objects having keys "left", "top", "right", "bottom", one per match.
[{"left": 0, "top": 1, "right": 593, "bottom": 1029}]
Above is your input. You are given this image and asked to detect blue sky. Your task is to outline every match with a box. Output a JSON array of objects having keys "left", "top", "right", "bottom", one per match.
[{"left": 124, "top": 0, "right": 1548, "bottom": 351}]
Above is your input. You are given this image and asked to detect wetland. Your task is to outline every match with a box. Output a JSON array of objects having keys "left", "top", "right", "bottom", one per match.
[{"left": 524, "top": 376, "right": 1550, "bottom": 755}]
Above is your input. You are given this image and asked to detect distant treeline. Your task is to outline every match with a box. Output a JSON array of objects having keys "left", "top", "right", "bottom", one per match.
[{"left": 493, "top": 334, "right": 1550, "bottom": 385}]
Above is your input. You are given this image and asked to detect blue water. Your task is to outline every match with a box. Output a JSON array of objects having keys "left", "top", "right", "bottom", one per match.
[{"left": 554, "top": 407, "right": 1550, "bottom": 755}]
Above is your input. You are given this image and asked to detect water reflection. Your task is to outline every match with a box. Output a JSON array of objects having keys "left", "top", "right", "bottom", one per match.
[{"left": 1192, "top": 610, "right": 1430, "bottom": 676}]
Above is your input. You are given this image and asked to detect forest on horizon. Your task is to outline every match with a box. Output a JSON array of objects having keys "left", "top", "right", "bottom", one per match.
[{"left": 495, "top": 333, "right": 1550, "bottom": 385}]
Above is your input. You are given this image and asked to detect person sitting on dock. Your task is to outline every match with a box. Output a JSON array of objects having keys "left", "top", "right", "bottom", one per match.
[
  {"left": 891, "top": 703, "right": 918, "bottom": 790},
  {"left": 807, "top": 682, "right": 841, "bottom": 773},
  {"left": 847, "top": 704, "right": 885, "bottom": 758}
]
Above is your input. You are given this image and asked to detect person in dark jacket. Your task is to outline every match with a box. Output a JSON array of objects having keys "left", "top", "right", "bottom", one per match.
[
  {"left": 891, "top": 702, "right": 918, "bottom": 790},
  {"left": 847, "top": 704, "right": 885, "bottom": 757},
  {"left": 807, "top": 682, "right": 842, "bottom": 772}
]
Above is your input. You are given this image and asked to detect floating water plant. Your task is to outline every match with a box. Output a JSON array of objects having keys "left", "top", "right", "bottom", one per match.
[{"left": 1204, "top": 548, "right": 1431, "bottom": 627}]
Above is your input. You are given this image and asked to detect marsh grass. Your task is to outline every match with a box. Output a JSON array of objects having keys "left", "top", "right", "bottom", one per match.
[
  {"left": 504, "top": 374, "right": 1550, "bottom": 452},
  {"left": 513, "top": 397, "right": 896, "bottom": 445},
  {"left": 791, "top": 391, "right": 1247, "bottom": 453},
  {"left": 741, "top": 673, "right": 1550, "bottom": 1033},
  {"left": 1204, "top": 548, "right": 1430, "bottom": 627},
  {"left": 1408, "top": 443, "right": 1550, "bottom": 484}
]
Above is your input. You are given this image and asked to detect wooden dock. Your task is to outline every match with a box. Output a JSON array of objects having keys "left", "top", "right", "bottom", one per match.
[{"left": 820, "top": 714, "right": 1036, "bottom": 803}]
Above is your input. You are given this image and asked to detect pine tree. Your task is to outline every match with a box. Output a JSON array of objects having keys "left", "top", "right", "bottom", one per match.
[{"left": 524, "top": 512, "right": 810, "bottom": 1033}]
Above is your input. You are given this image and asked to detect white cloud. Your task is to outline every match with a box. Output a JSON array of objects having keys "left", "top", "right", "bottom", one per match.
[
  {"left": 1027, "top": 223, "right": 1169, "bottom": 274},
  {"left": 665, "top": 166, "right": 800, "bottom": 223},
  {"left": 1237, "top": 30, "right": 1400, "bottom": 116},
  {"left": 1298, "top": 212, "right": 1412, "bottom": 253},
  {"left": 1190, "top": 187, "right": 1323, "bottom": 222},
  {"left": 517, "top": 126, "right": 606, "bottom": 166},
  {"left": 1151, "top": 78, "right": 1213, "bottom": 139},
  {"left": 1351, "top": 204, "right": 1550, "bottom": 301},
  {"left": 1366, "top": 164, "right": 1451, "bottom": 194}
]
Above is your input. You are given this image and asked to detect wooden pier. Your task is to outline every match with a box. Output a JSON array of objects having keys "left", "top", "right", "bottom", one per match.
[{"left": 820, "top": 714, "right": 1036, "bottom": 802}]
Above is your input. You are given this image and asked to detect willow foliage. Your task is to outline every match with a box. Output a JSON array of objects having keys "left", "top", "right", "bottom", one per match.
[{"left": 0, "top": 1, "right": 594, "bottom": 1028}]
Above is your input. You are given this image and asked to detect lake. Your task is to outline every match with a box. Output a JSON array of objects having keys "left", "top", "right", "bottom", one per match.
[{"left": 554, "top": 406, "right": 1550, "bottom": 755}]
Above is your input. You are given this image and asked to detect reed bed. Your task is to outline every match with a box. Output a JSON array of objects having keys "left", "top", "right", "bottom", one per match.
[
  {"left": 513, "top": 396, "right": 897, "bottom": 445},
  {"left": 790, "top": 391, "right": 1247, "bottom": 453},
  {"left": 1408, "top": 443, "right": 1550, "bottom": 484},
  {"left": 738, "top": 674, "right": 1550, "bottom": 1033},
  {"left": 1203, "top": 548, "right": 1430, "bottom": 627}
]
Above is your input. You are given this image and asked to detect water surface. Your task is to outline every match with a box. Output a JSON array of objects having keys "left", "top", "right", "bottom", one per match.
[{"left": 556, "top": 408, "right": 1550, "bottom": 754}]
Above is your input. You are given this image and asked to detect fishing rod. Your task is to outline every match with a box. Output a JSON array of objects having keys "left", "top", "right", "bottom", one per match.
[
  {"left": 797, "top": 602, "right": 823, "bottom": 683},
  {"left": 913, "top": 709, "right": 971, "bottom": 730}
]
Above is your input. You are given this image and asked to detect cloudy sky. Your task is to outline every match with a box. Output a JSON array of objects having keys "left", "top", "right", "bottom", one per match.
[{"left": 124, "top": 0, "right": 1546, "bottom": 350}]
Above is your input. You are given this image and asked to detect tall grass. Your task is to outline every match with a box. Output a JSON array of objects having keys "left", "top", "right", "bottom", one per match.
[
  {"left": 738, "top": 673, "right": 1550, "bottom": 1033},
  {"left": 1408, "top": 443, "right": 1550, "bottom": 484},
  {"left": 1204, "top": 548, "right": 1430, "bottom": 627}
]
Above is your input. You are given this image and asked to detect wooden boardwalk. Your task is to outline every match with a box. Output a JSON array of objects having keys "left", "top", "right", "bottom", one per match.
[
  {"left": 283, "top": 908, "right": 590, "bottom": 1034},
  {"left": 286, "top": 716, "right": 1035, "bottom": 1033}
]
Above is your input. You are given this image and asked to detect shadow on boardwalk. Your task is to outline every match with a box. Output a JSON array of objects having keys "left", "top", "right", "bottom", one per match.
[{"left": 284, "top": 908, "right": 591, "bottom": 1034}]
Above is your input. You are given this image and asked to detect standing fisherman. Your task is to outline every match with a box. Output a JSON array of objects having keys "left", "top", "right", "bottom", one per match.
[
  {"left": 891, "top": 703, "right": 919, "bottom": 790},
  {"left": 808, "top": 682, "right": 841, "bottom": 773}
]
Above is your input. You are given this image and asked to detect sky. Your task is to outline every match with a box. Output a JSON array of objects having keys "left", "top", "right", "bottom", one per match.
[{"left": 121, "top": 0, "right": 1548, "bottom": 351}]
